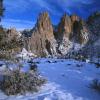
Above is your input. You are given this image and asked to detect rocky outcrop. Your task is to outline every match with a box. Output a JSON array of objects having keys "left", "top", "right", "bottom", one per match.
[
  {"left": 72, "top": 19, "right": 89, "bottom": 44},
  {"left": 6, "top": 28, "right": 21, "bottom": 42},
  {"left": 28, "top": 12, "right": 57, "bottom": 57}
]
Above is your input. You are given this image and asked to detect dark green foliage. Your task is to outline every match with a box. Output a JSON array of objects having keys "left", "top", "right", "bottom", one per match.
[
  {"left": 0, "top": 51, "right": 12, "bottom": 60},
  {"left": 4, "top": 37, "right": 23, "bottom": 50},
  {"left": 87, "top": 11, "right": 100, "bottom": 24},
  {"left": 0, "top": 26, "right": 6, "bottom": 49},
  {"left": 90, "top": 79, "right": 100, "bottom": 92}
]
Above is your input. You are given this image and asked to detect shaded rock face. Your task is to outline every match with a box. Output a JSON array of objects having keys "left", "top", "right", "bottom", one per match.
[
  {"left": 70, "top": 15, "right": 89, "bottom": 44},
  {"left": 71, "top": 14, "right": 79, "bottom": 23},
  {"left": 29, "top": 12, "right": 57, "bottom": 57},
  {"left": 87, "top": 12, "right": 100, "bottom": 41},
  {"left": 72, "top": 19, "right": 89, "bottom": 44},
  {"left": 80, "top": 12, "right": 100, "bottom": 58}
]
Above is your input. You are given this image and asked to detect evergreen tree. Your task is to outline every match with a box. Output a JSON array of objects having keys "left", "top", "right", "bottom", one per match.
[
  {"left": 0, "top": 0, "right": 4, "bottom": 21},
  {"left": 0, "top": 0, "right": 5, "bottom": 49}
]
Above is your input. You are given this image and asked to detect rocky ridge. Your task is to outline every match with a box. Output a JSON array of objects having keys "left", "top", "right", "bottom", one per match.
[
  {"left": 1, "top": 11, "right": 100, "bottom": 58},
  {"left": 22, "top": 12, "right": 91, "bottom": 57}
]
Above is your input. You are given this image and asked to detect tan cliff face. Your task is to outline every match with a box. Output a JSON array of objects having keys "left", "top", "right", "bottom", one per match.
[
  {"left": 36, "top": 12, "right": 54, "bottom": 40},
  {"left": 57, "top": 14, "right": 72, "bottom": 40},
  {"left": 29, "top": 12, "right": 57, "bottom": 57}
]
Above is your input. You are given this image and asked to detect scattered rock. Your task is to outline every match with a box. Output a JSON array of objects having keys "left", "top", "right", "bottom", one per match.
[
  {"left": 76, "top": 64, "right": 83, "bottom": 67},
  {"left": 67, "top": 64, "right": 71, "bottom": 66}
]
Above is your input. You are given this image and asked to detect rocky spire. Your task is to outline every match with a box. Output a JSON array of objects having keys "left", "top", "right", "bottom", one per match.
[
  {"left": 57, "top": 13, "right": 72, "bottom": 40},
  {"left": 29, "top": 12, "right": 57, "bottom": 57},
  {"left": 36, "top": 11, "right": 54, "bottom": 40}
]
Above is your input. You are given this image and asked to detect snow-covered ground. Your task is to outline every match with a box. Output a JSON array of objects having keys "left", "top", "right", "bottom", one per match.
[{"left": 0, "top": 58, "right": 100, "bottom": 100}]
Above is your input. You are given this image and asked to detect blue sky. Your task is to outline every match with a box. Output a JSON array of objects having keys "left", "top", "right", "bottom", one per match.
[{"left": 1, "top": 0, "right": 100, "bottom": 30}]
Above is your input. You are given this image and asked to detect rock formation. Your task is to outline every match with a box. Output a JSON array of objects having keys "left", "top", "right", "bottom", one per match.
[
  {"left": 72, "top": 19, "right": 89, "bottom": 44},
  {"left": 53, "top": 13, "right": 89, "bottom": 55},
  {"left": 21, "top": 11, "right": 100, "bottom": 57},
  {"left": 54, "top": 14, "right": 72, "bottom": 55},
  {"left": 1, "top": 10, "right": 100, "bottom": 58},
  {"left": 28, "top": 12, "right": 57, "bottom": 57}
]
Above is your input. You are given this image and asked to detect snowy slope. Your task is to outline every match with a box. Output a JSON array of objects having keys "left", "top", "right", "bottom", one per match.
[{"left": 0, "top": 58, "right": 100, "bottom": 100}]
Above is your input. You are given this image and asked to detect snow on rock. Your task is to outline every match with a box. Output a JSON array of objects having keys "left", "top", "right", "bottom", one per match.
[
  {"left": 0, "top": 61, "right": 7, "bottom": 71},
  {"left": 58, "top": 38, "right": 73, "bottom": 55},
  {"left": 0, "top": 64, "right": 6, "bottom": 71},
  {"left": 16, "top": 48, "right": 37, "bottom": 60},
  {"left": 86, "top": 59, "right": 90, "bottom": 63}
]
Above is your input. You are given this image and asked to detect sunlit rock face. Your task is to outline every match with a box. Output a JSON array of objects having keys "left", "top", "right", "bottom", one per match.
[{"left": 29, "top": 12, "right": 57, "bottom": 57}]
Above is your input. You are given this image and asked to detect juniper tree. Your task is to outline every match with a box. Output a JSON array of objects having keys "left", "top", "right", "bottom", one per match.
[{"left": 0, "top": 0, "right": 5, "bottom": 49}]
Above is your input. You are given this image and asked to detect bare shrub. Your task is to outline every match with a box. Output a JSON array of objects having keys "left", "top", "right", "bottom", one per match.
[{"left": 0, "top": 68, "right": 46, "bottom": 95}]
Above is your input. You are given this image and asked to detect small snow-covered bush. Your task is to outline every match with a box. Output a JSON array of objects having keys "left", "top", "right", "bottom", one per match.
[
  {"left": 0, "top": 68, "right": 46, "bottom": 95},
  {"left": 90, "top": 79, "right": 100, "bottom": 92}
]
